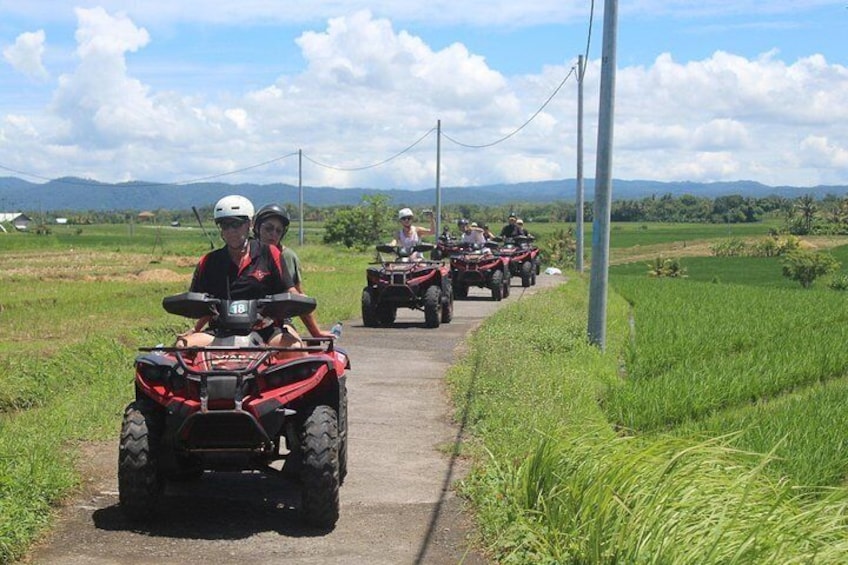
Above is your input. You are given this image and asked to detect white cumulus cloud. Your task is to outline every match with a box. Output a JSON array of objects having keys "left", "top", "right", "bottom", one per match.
[{"left": 3, "top": 30, "right": 48, "bottom": 80}]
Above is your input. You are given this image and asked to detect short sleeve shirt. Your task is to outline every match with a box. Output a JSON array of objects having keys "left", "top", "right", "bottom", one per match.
[
  {"left": 281, "top": 246, "right": 302, "bottom": 288},
  {"left": 189, "top": 239, "right": 294, "bottom": 299}
]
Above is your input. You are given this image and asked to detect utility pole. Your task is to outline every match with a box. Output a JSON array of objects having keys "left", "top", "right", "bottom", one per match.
[
  {"left": 298, "top": 149, "right": 304, "bottom": 246},
  {"left": 435, "top": 119, "right": 442, "bottom": 236},
  {"left": 576, "top": 54, "right": 585, "bottom": 273},
  {"left": 587, "top": 0, "right": 619, "bottom": 350}
]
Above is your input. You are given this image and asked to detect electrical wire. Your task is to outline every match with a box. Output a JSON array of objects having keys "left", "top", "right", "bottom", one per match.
[
  {"left": 0, "top": 3, "right": 595, "bottom": 184},
  {"left": 441, "top": 65, "right": 577, "bottom": 149},
  {"left": 0, "top": 152, "right": 300, "bottom": 188},
  {"left": 441, "top": 0, "right": 593, "bottom": 149},
  {"left": 302, "top": 127, "right": 436, "bottom": 171},
  {"left": 582, "top": 0, "right": 595, "bottom": 82}
]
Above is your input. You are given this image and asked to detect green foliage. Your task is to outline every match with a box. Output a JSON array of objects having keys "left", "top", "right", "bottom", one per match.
[
  {"left": 781, "top": 250, "right": 840, "bottom": 288},
  {"left": 710, "top": 235, "right": 801, "bottom": 258},
  {"left": 321, "top": 194, "right": 395, "bottom": 249},
  {"left": 828, "top": 273, "right": 848, "bottom": 291},
  {"left": 710, "top": 237, "right": 747, "bottom": 257},
  {"left": 449, "top": 277, "right": 848, "bottom": 563},
  {"left": 646, "top": 256, "right": 687, "bottom": 278},
  {"left": 537, "top": 227, "right": 576, "bottom": 268}
]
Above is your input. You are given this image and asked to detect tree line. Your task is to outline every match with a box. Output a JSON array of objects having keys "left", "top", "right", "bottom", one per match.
[{"left": 21, "top": 192, "right": 848, "bottom": 239}]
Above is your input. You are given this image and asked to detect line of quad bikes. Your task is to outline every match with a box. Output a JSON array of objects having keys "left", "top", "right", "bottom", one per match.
[{"left": 117, "top": 236, "right": 539, "bottom": 530}]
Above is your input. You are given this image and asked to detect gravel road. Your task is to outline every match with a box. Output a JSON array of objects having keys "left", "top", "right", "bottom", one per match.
[{"left": 27, "top": 273, "right": 564, "bottom": 565}]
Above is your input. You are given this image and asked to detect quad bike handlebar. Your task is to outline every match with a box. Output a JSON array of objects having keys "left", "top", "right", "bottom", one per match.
[
  {"left": 162, "top": 292, "right": 317, "bottom": 326},
  {"left": 375, "top": 242, "right": 436, "bottom": 257}
]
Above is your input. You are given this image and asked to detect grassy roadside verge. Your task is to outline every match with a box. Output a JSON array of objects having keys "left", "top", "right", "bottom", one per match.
[{"left": 447, "top": 276, "right": 848, "bottom": 563}]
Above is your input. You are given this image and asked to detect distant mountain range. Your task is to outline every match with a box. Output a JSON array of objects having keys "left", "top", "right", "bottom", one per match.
[{"left": 1, "top": 176, "right": 846, "bottom": 212}]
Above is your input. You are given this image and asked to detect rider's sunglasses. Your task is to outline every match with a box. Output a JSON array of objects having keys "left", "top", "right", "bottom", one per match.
[
  {"left": 218, "top": 218, "right": 248, "bottom": 230},
  {"left": 400, "top": 216, "right": 413, "bottom": 222},
  {"left": 261, "top": 223, "right": 285, "bottom": 235}
]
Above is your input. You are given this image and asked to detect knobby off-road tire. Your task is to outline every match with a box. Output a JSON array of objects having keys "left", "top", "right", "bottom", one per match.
[
  {"left": 503, "top": 272, "right": 511, "bottom": 298},
  {"left": 535, "top": 256, "right": 542, "bottom": 275},
  {"left": 490, "top": 270, "right": 504, "bottom": 301},
  {"left": 521, "top": 261, "right": 533, "bottom": 287},
  {"left": 338, "top": 381, "right": 349, "bottom": 485},
  {"left": 423, "top": 285, "right": 441, "bottom": 328},
  {"left": 361, "top": 289, "right": 379, "bottom": 327},
  {"left": 299, "top": 405, "right": 341, "bottom": 529},
  {"left": 118, "top": 402, "right": 164, "bottom": 520},
  {"left": 440, "top": 279, "right": 453, "bottom": 324}
]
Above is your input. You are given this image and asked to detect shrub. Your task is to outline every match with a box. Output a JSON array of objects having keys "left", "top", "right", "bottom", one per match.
[
  {"left": 647, "top": 256, "right": 687, "bottom": 278},
  {"left": 710, "top": 238, "right": 746, "bottom": 257},
  {"left": 781, "top": 250, "right": 840, "bottom": 288}
]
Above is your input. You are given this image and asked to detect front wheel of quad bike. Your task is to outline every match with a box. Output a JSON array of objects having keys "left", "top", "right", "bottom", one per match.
[
  {"left": 521, "top": 261, "right": 533, "bottom": 287},
  {"left": 440, "top": 279, "right": 453, "bottom": 324},
  {"left": 361, "top": 288, "right": 379, "bottom": 327},
  {"left": 377, "top": 305, "right": 396, "bottom": 325},
  {"left": 299, "top": 405, "right": 341, "bottom": 529},
  {"left": 490, "top": 269, "right": 504, "bottom": 301},
  {"left": 503, "top": 273, "right": 511, "bottom": 298},
  {"left": 118, "top": 402, "right": 164, "bottom": 520},
  {"left": 424, "top": 285, "right": 441, "bottom": 328},
  {"left": 535, "top": 256, "right": 542, "bottom": 275},
  {"left": 531, "top": 266, "right": 537, "bottom": 286}
]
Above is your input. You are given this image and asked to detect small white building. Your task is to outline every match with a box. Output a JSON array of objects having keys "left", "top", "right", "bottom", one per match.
[
  {"left": 0, "top": 212, "right": 33, "bottom": 231},
  {"left": 56, "top": 218, "right": 68, "bottom": 225}
]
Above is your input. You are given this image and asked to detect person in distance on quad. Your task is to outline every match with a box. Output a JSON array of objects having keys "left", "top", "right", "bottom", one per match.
[
  {"left": 458, "top": 219, "right": 486, "bottom": 247},
  {"left": 515, "top": 218, "right": 530, "bottom": 237},
  {"left": 481, "top": 224, "right": 495, "bottom": 240},
  {"left": 177, "top": 194, "right": 305, "bottom": 352},
  {"left": 500, "top": 212, "right": 522, "bottom": 239},
  {"left": 390, "top": 207, "right": 435, "bottom": 260},
  {"left": 253, "top": 203, "right": 332, "bottom": 339}
]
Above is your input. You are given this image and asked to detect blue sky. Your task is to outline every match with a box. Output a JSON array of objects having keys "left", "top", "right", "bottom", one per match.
[{"left": 0, "top": 2, "right": 846, "bottom": 192}]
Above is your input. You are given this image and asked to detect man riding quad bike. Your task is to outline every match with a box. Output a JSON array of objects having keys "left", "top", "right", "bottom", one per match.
[
  {"left": 498, "top": 234, "right": 541, "bottom": 287},
  {"left": 118, "top": 292, "right": 350, "bottom": 530},
  {"left": 449, "top": 240, "right": 511, "bottom": 301},
  {"left": 361, "top": 242, "right": 453, "bottom": 328}
]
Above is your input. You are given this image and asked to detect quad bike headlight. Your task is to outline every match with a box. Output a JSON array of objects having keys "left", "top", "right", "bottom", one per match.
[{"left": 135, "top": 353, "right": 178, "bottom": 383}]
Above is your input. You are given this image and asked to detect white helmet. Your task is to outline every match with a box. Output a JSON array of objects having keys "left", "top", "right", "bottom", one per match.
[
  {"left": 398, "top": 207, "right": 414, "bottom": 220},
  {"left": 214, "top": 195, "right": 254, "bottom": 222}
]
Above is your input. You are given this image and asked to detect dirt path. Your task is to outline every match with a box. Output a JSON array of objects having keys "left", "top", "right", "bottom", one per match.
[{"left": 26, "top": 273, "right": 565, "bottom": 565}]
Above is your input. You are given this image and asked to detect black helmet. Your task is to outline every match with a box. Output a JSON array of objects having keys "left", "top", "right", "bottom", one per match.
[
  {"left": 457, "top": 218, "right": 469, "bottom": 228},
  {"left": 253, "top": 203, "right": 290, "bottom": 239}
]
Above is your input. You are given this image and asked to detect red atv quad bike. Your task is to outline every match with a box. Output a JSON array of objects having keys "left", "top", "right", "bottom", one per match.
[
  {"left": 118, "top": 292, "right": 350, "bottom": 530},
  {"left": 431, "top": 233, "right": 461, "bottom": 260},
  {"left": 361, "top": 242, "right": 453, "bottom": 328},
  {"left": 498, "top": 235, "right": 542, "bottom": 287},
  {"left": 449, "top": 241, "right": 511, "bottom": 301}
]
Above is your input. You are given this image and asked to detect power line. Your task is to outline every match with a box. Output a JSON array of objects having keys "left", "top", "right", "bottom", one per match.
[
  {"left": 0, "top": 4, "right": 595, "bottom": 185},
  {"left": 302, "top": 127, "right": 437, "bottom": 171},
  {"left": 441, "top": 65, "right": 577, "bottom": 149},
  {"left": 0, "top": 152, "right": 300, "bottom": 188},
  {"left": 582, "top": 0, "right": 596, "bottom": 81}
]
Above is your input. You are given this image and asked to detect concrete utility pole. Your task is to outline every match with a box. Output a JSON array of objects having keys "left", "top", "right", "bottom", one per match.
[
  {"left": 298, "top": 149, "right": 304, "bottom": 246},
  {"left": 587, "top": 0, "right": 619, "bottom": 350},
  {"left": 576, "top": 54, "right": 585, "bottom": 273},
  {"left": 435, "top": 119, "right": 442, "bottom": 236}
]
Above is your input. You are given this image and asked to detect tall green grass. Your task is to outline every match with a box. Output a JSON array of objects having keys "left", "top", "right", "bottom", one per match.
[
  {"left": 448, "top": 276, "right": 848, "bottom": 563},
  {"left": 605, "top": 277, "right": 848, "bottom": 433}
]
